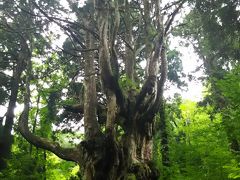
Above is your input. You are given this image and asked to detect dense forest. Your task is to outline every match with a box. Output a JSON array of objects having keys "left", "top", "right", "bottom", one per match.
[{"left": 0, "top": 0, "right": 239, "bottom": 179}]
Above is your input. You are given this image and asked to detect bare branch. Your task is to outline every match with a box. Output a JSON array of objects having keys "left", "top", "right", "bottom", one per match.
[
  {"left": 56, "top": 45, "right": 98, "bottom": 57},
  {"left": 119, "top": 35, "right": 134, "bottom": 51},
  {"left": 30, "top": 0, "right": 98, "bottom": 42},
  {"left": 140, "top": 45, "right": 168, "bottom": 123},
  {"left": 161, "top": 0, "right": 183, "bottom": 11},
  {"left": 110, "top": 0, "right": 121, "bottom": 79},
  {"left": 63, "top": 104, "right": 84, "bottom": 113},
  {"left": 164, "top": 0, "right": 186, "bottom": 35},
  {"left": 136, "top": 0, "right": 166, "bottom": 115}
]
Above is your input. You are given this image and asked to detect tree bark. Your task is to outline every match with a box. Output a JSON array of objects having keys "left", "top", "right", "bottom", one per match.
[
  {"left": 84, "top": 29, "right": 101, "bottom": 140},
  {"left": 30, "top": 94, "right": 40, "bottom": 155},
  {"left": 125, "top": 0, "right": 135, "bottom": 81},
  {"left": 158, "top": 46, "right": 170, "bottom": 167},
  {"left": 17, "top": 0, "right": 186, "bottom": 179},
  {"left": 0, "top": 40, "right": 26, "bottom": 170}
]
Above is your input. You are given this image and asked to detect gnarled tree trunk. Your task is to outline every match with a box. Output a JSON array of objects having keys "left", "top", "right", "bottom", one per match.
[{"left": 18, "top": 0, "right": 185, "bottom": 179}]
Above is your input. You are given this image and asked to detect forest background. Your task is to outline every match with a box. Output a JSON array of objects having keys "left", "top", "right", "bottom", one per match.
[{"left": 0, "top": 0, "right": 239, "bottom": 179}]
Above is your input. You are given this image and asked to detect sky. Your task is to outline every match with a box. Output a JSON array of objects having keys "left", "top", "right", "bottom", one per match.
[{"left": 167, "top": 36, "right": 204, "bottom": 101}]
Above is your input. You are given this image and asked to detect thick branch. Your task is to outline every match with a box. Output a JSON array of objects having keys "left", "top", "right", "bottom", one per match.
[
  {"left": 109, "top": 0, "right": 120, "bottom": 79},
  {"left": 63, "top": 103, "right": 107, "bottom": 123},
  {"left": 137, "top": 0, "right": 164, "bottom": 113},
  {"left": 141, "top": 44, "right": 168, "bottom": 123},
  {"left": 125, "top": 0, "right": 135, "bottom": 81},
  {"left": 97, "top": 1, "right": 113, "bottom": 88},
  {"left": 96, "top": 0, "right": 124, "bottom": 109},
  {"left": 18, "top": 58, "right": 81, "bottom": 164},
  {"left": 106, "top": 92, "right": 117, "bottom": 135},
  {"left": 83, "top": 31, "right": 101, "bottom": 139},
  {"left": 143, "top": 0, "right": 152, "bottom": 77},
  {"left": 159, "top": 45, "right": 168, "bottom": 102},
  {"left": 147, "top": 0, "right": 164, "bottom": 76},
  {"left": 19, "top": 112, "right": 81, "bottom": 163},
  {"left": 158, "top": 46, "right": 169, "bottom": 166},
  {"left": 63, "top": 104, "right": 84, "bottom": 114}
]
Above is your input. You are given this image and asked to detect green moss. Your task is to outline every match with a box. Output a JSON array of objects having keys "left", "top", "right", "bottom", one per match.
[
  {"left": 127, "top": 173, "right": 136, "bottom": 180},
  {"left": 129, "top": 162, "right": 160, "bottom": 180}
]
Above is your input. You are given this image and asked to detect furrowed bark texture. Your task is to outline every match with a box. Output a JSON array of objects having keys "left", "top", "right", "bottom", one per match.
[
  {"left": 18, "top": 0, "right": 186, "bottom": 179},
  {"left": 125, "top": 0, "right": 135, "bottom": 81},
  {"left": 84, "top": 30, "right": 101, "bottom": 139}
]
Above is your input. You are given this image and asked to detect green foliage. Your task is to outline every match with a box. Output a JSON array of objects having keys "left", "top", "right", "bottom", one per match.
[
  {"left": 154, "top": 99, "right": 237, "bottom": 180},
  {"left": 0, "top": 133, "right": 79, "bottom": 180},
  {"left": 167, "top": 50, "right": 186, "bottom": 88},
  {"left": 224, "top": 159, "right": 240, "bottom": 179},
  {"left": 46, "top": 154, "right": 79, "bottom": 180},
  {"left": 217, "top": 66, "right": 240, "bottom": 104},
  {"left": 216, "top": 65, "right": 240, "bottom": 152},
  {"left": 1, "top": 0, "right": 239, "bottom": 179},
  {"left": 126, "top": 173, "right": 137, "bottom": 180},
  {"left": 119, "top": 75, "right": 140, "bottom": 93},
  {"left": 0, "top": 154, "right": 41, "bottom": 179},
  {"left": 172, "top": 1, "right": 240, "bottom": 179}
]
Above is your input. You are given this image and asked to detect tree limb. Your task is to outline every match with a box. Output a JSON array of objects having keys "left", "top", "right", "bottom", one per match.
[
  {"left": 124, "top": 0, "right": 135, "bottom": 81},
  {"left": 137, "top": 0, "right": 164, "bottom": 113},
  {"left": 141, "top": 44, "right": 168, "bottom": 123},
  {"left": 83, "top": 30, "right": 101, "bottom": 139},
  {"left": 31, "top": 0, "right": 98, "bottom": 43},
  {"left": 96, "top": 0, "right": 125, "bottom": 110},
  {"left": 18, "top": 57, "right": 81, "bottom": 164},
  {"left": 110, "top": 0, "right": 120, "bottom": 79},
  {"left": 164, "top": 0, "right": 186, "bottom": 35}
]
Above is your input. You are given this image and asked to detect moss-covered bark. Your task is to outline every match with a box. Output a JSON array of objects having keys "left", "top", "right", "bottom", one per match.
[
  {"left": 17, "top": 0, "right": 185, "bottom": 179},
  {"left": 79, "top": 134, "right": 159, "bottom": 180}
]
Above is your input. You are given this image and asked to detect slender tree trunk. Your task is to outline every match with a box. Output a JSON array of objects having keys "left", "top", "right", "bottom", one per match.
[
  {"left": 0, "top": 56, "right": 24, "bottom": 170},
  {"left": 158, "top": 46, "right": 170, "bottom": 167},
  {"left": 159, "top": 102, "right": 170, "bottom": 166},
  {"left": 43, "top": 150, "right": 47, "bottom": 180},
  {"left": 30, "top": 94, "right": 40, "bottom": 155}
]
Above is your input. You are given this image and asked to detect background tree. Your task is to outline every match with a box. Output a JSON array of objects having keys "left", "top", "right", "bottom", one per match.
[
  {"left": 0, "top": 0, "right": 77, "bottom": 177},
  {"left": 176, "top": 0, "right": 240, "bottom": 152},
  {"left": 171, "top": 0, "right": 240, "bottom": 178},
  {"left": 0, "top": 0, "right": 36, "bottom": 169}
]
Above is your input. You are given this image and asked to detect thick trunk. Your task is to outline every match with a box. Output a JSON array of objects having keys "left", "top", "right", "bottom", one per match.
[
  {"left": 17, "top": 1, "right": 186, "bottom": 179},
  {"left": 80, "top": 130, "right": 159, "bottom": 180}
]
